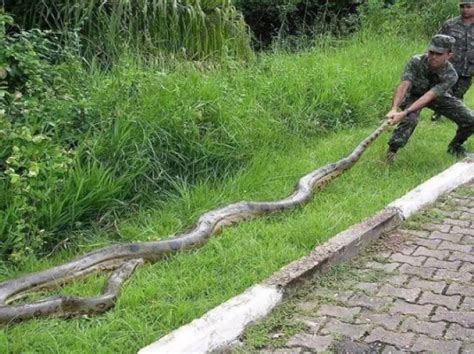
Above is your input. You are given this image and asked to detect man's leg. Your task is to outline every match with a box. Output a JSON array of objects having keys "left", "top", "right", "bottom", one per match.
[
  {"left": 431, "top": 76, "right": 472, "bottom": 122},
  {"left": 428, "top": 94, "right": 474, "bottom": 157},
  {"left": 387, "top": 110, "right": 420, "bottom": 162}
]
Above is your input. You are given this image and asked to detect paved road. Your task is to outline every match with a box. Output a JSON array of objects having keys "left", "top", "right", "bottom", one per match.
[{"left": 228, "top": 181, "right": 474, "bottom": 353}]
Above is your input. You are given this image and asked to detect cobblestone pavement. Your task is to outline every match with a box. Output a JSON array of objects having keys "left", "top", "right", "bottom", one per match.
[{"left": 227, "top": 181, "right": 474, "bottom": 353}]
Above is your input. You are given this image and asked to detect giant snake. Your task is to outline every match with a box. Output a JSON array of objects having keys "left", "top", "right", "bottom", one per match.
[{"left": 0, "top": 121, "right": 390, "bottom": 324}]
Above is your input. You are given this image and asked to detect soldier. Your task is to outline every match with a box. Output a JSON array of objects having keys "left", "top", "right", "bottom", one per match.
[
  {"left": 385, "top": 34, "right": 474, "bottom": 162},
  {"left": 432, "top": 0, "right": 474, "bottom": 121}
]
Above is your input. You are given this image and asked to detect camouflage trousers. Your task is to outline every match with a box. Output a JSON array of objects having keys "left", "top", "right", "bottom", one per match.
[{"left": 388, "top": 93, "right": 474, "bottom": 151}]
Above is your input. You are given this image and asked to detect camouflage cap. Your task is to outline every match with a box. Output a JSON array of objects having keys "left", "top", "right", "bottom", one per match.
[
  {"left": 460, "top": 0, "right": 474, "bottom": 4},
  {"left": 427, "top": 34, "right": 455, "bottom": 53}
]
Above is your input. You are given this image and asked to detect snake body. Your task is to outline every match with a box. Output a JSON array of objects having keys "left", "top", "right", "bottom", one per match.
[{"left": 0, "top": 121, "right": 389, "bottom": 324}]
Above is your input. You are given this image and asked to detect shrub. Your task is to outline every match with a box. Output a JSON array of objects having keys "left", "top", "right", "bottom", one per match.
[
  {"left": 0, "top": 12, "right": 86, "bottom": 262},
  {"left": 233, "top": 0, "right": 361, "bottom": 48}
]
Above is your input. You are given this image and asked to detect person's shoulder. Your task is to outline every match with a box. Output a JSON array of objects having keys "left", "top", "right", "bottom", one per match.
[
  {"left": 440, "top": 61, "right": 458, "bottom": 81},
  {"left": 409, "top": 54, "right": 424, "bottom": 63},
  {"left": 445, "top": 61, "right": 458, "bottom": 75},
  {"left": 443, "top": 16, "right": 463, "bottom": 27},
  {"left": 403, "top": 54, "right": 424, "bottom": 73}
]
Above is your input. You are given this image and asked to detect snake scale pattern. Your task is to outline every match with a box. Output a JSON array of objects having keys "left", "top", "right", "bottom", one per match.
[{"left": 0, "top": 121, "right": 390, "bottom": 324}]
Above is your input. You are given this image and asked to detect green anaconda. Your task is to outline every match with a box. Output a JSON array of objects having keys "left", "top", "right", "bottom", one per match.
[{"left": 0, "top": 121, "right": 390, "bottom": 324}]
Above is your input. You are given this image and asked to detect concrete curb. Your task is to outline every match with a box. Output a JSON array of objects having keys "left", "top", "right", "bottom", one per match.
[
  {"left": 139, "top": 158, "right": 474, "bottom": 354},
  {"left": 388, "top": 158, "right": 474, "bottom": 219}
]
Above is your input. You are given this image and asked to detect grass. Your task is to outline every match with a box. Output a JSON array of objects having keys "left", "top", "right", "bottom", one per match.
[
  {"left": 455, "top": 185, "right": 474, "bottom": 198},
  {"left": 403, "top": 208, "right": 446, "bottom": 230},
  {"left": 0, "top": 113, "right": 469, "bottom": 352},
  {"left": 7, "top": 0, "right": 252, "bottom": 63}
]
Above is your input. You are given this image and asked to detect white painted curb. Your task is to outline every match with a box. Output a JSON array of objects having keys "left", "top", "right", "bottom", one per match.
[
  {"left": 139, "top": 285, "right": 282, "bottom": 354},
  {"left": 389, "top": 160, "right": 474, "bottom": 219},
  {"left": 139, "top": 158, "right": 473, "bottom": 354}
]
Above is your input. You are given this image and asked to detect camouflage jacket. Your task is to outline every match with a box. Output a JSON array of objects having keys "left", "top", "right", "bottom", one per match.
[
  {"left": 439, "top": 16, "right": 474, "bottom": 76},
  {"left": 402, "top": 54, "right": 458, "bottom": 97}
]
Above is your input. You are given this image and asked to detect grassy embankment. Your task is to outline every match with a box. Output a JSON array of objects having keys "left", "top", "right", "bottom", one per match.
[{"left": 1, "top": 34, "right": 471, "bottom": 353}]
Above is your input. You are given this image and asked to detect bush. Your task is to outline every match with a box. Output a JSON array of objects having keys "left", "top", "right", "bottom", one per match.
[
  {"left": 233, "top": 0, "right": 361, "bottom": 49},
  {"left": 0, "top": 12, "right": 89, "bottom": 263}
]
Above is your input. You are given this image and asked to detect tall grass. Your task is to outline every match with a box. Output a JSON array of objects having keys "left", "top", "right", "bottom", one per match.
[
  {"left": 360, "top": 0, "right": 458, "bottom": 38},
  {"left": 80, "top": 32, "right": 415, "bottom": 197},
  {"left": 6, "top": 0, "right": 252, "bottom": 63}
]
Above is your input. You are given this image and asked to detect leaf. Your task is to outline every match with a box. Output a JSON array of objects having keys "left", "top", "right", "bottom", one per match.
[{"left": 27, "top": 162, "right": 40, "bottom": 178}]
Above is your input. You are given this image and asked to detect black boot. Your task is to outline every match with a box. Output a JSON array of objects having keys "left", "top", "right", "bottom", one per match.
[
  {"left": 447, "top": 143, "right": 466, "bottom": 157},
  {"left": 447, "top": 128, "right": 471, "bottom": 157}
]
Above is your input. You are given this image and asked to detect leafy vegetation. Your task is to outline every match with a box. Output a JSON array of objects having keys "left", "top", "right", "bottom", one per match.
[{"left": 1, "top": 12, "right": 85, "bottom": 262}]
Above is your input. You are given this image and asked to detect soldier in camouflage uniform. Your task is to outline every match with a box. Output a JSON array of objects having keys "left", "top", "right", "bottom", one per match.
[
  {"left": 432, "top": 0, "right": 474, "bottom": 121},
  {"left": 385, "top": 34, "right": 474, "bottom": 162}
]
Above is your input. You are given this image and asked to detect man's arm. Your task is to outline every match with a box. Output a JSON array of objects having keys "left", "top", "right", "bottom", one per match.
[
  {"left": 386, "top": 55, "right": 417, "bottom": 119},
  {"left": 385, "top": 80, "right": 411, "bottom": 122},
  {"left": 388, "top": 80, "right": 411, "bottom": 113},
  {"left": 387, "top": 89, "right": 438, "bottom": 125}
]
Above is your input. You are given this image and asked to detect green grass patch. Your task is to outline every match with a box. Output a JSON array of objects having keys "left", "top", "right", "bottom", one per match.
[
  {"left": 403, "top": 208, "right": 446, "bottom": 230},
  {"left": 454, "top": 186, "right": 474, "bottom": 198}
]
